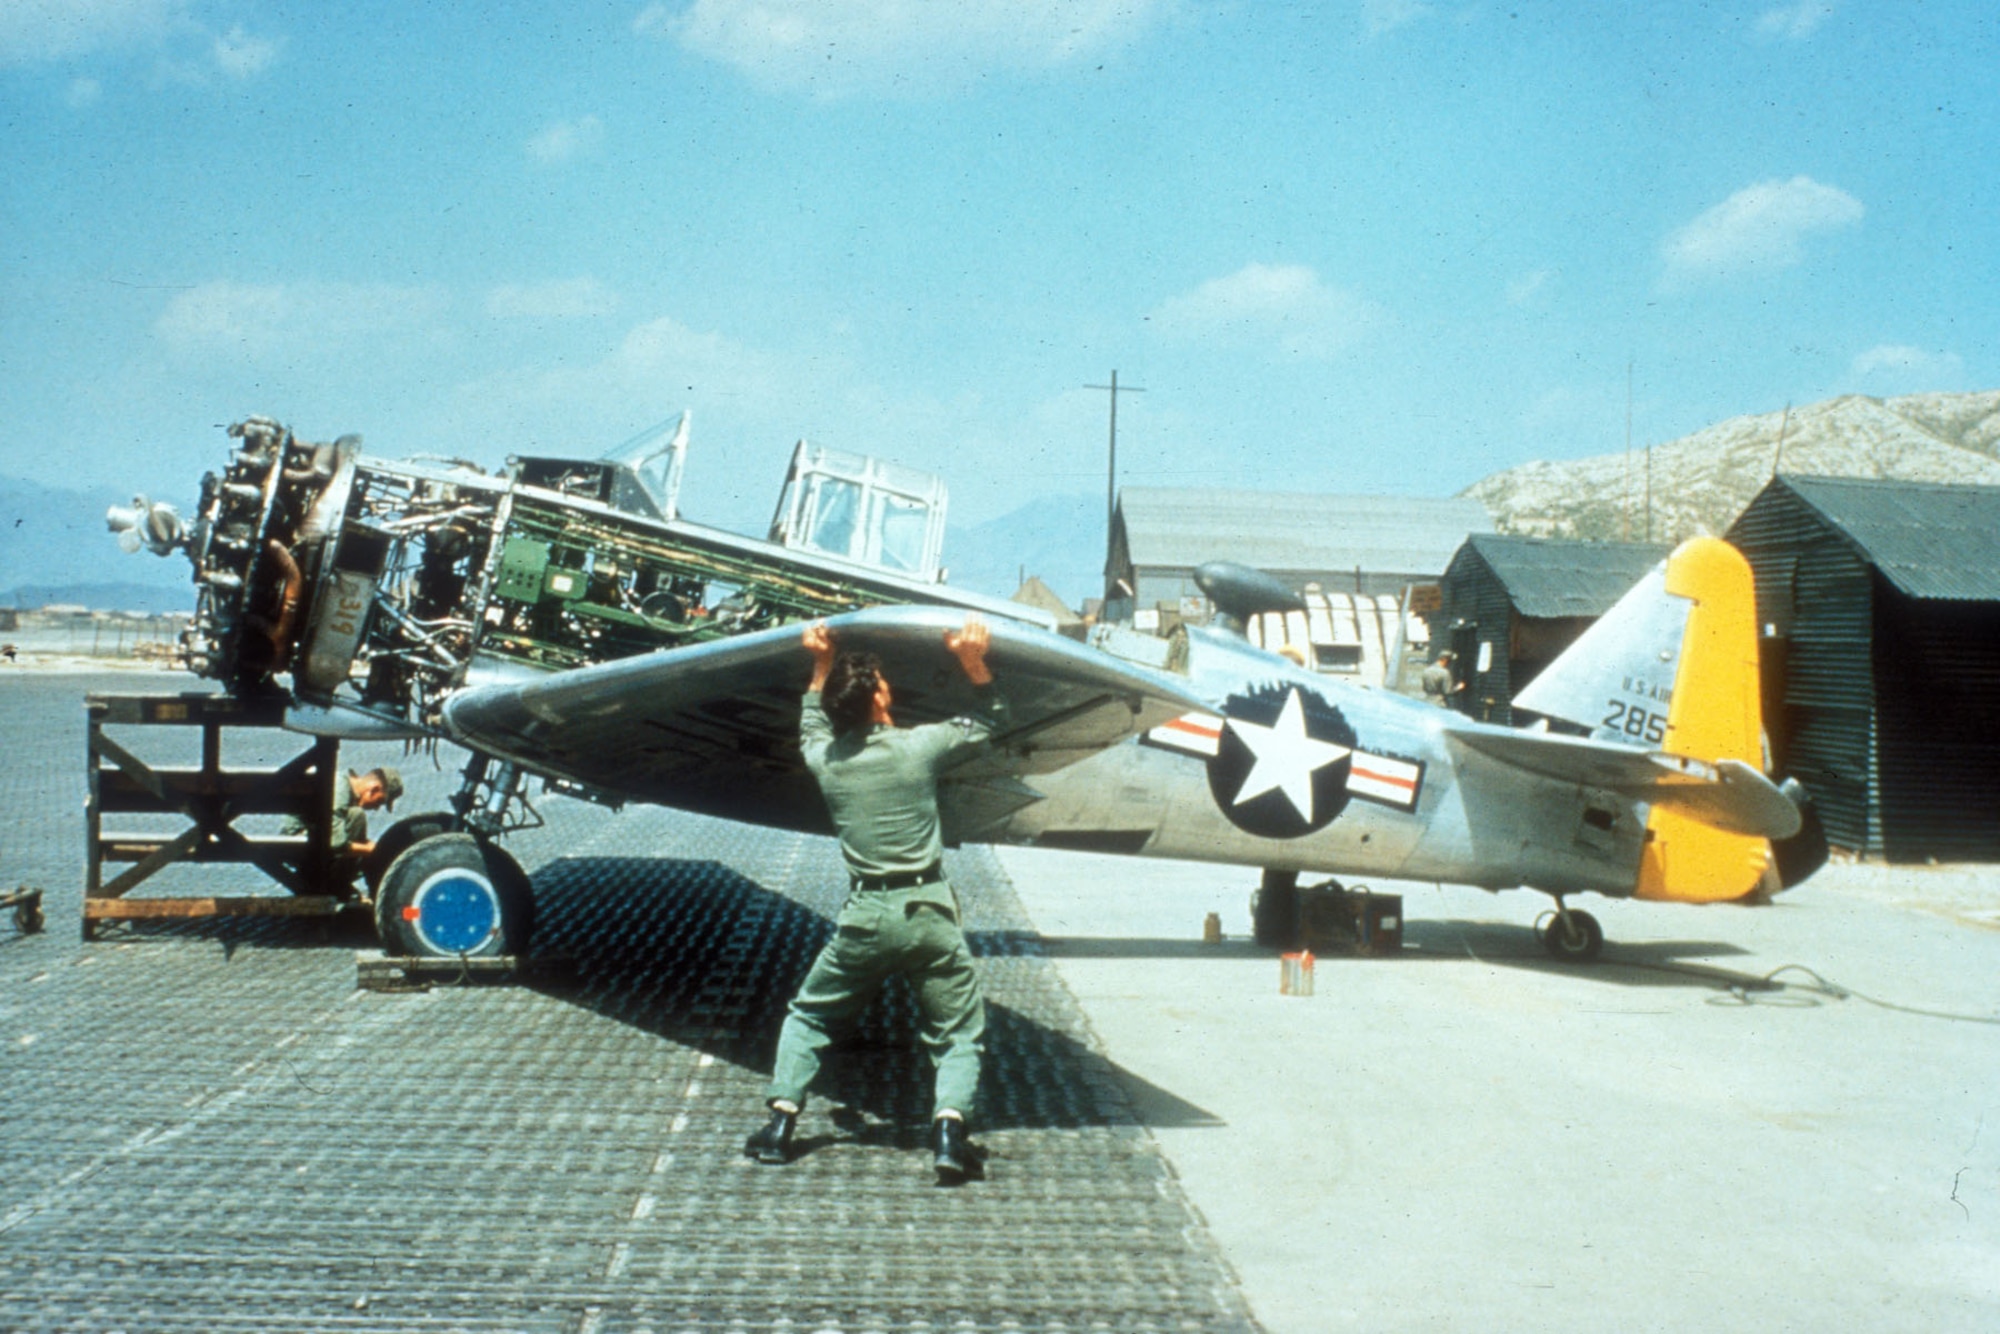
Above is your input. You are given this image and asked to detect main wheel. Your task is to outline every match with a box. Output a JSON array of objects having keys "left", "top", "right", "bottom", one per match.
[
  {"left": 374, "top": 833, "right": 533, "bottom": 959},
  {"left": 1252, "top": 869, "right": 1302, "bottom": 950},
  {"left": 1537, "top": 908, "right": 1604, "bottom": 964},
  {"left": 14, "top": 898, "right": 43, "bottom": 935},
  {"left": 362, "top": 811, "right": 457, "bottom": 896}
]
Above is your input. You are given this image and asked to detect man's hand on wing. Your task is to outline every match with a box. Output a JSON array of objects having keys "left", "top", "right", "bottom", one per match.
[
  {"left": 945, "top": 615, "right": 993, "bottom": 686},
  {"left": 803, "top": 620, "right": 835, "bottom": 690}
]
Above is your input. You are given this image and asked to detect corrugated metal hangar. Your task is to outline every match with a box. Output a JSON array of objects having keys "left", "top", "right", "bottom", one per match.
[
  {"left": 1728, "top": 474, "right": 2000, "bottom": 861},
  {"left": 1103, "top": 486, "right": 1492, "bottom": 622},
  {"left": 1436, "top": 534, "right": 1670, "bottom": 725}
]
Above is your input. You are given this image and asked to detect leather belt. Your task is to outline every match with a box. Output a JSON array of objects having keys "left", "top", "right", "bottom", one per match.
[{"left": 851, "top": 862, "right": 945, "bottom": 892}]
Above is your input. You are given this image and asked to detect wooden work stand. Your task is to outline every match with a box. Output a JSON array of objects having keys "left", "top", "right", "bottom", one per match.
[{"left": 84, "top": 692, "right": 349, "bottom": 940}]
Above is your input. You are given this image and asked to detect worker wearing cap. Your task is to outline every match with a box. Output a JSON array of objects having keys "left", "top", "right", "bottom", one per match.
[
  {"left": 1422, "top": 650, "right": 1464, "bottom": 708},
  {"left": 284, "top": 766, "right": 402, "bottom": 882},
  {"left": 746, "top": 615, "right": 1003, "bottom": 1184}
]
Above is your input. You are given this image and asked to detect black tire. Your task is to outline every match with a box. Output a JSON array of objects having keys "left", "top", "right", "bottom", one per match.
[
  {"left": 15, "top": 900, "right": 43, "bottom": 935},
  {"left": 374, "top": 833, "right": 531, "bottom": 959},
  {"left": 1252, "top": 869, "right": 1302, "bottom": 950},
  {"left": 481, "top": 839, "right": 536, "bottom": 951},
  {"left": 363, "top": 811, "right": 458, "bottom": 896},
  {"left": 1538, "top": 908, "right": 1604, "bottom": 964}
]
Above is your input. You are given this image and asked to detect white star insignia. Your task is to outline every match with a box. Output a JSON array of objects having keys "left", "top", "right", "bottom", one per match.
[{"left": 1224, "top": 688, "right": 1351, "bottom": 821}]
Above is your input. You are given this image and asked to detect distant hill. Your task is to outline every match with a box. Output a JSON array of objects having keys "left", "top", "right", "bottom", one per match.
[
  {"left": 945, "top": 492, "right": 1105, "bottom": 612},
  {"left": 1465, "top": 391, "right": 2000, "bottom": 541},
  {"left": 1, "top": 476, "right": 190, "bottom": 609}
]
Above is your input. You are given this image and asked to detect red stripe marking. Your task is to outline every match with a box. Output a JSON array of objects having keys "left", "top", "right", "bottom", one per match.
[
  {"left": 1351, "top": 763, "right": 1416, "bottom": 793},
  {"left": 1161, "top": 716, "right": 1221, "bottom": 739}
]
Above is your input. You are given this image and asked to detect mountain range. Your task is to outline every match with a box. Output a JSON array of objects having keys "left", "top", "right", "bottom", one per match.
[{"left": 1463, "top": 390, "right": 2000, "bottom": 543}]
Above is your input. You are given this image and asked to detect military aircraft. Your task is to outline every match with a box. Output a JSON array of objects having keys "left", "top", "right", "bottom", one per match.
[{"left": 111, "top": 416, "right": 1825, "bottom": 964}]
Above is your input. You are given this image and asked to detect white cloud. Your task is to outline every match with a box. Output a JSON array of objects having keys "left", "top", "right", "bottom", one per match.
[
  {"left": 1363, "top": 0, "right": 1433, "bottom": 37},
  {"left": 485, "top": 277, "right": 620, "bottom": 320},
  {"left": 2, "top": 3, "right": 280, "bottom": 83},
  {"left": 640, "top": 0, "right": 1168, "bottom": 97},
  {"left": 1505, "top": 268, "right": 1554, "bottom": 306},
  {"left": 1659, "top": 176, "right": 1862, "bottom": 286},
  {"left": 1151, "top": 262, "right": 1375, "bottom": 361},
  {"left": 527, "top": 115, "right": 604, "bottom": 165},
  {"left": 1756, "top": 1, "right": 1833, "bottom": 39},
  {"left": 211, "top": 24, "right": 279, "bottom": 78},
  {"left": 1850, "top": 344, "right": 1964, "bottom": 380},
  {"left": 155, "top": 281, "right": 450, "bottom": 360},
  {"left": 0, "top": 0, "right": 178, "bottom": 65}
]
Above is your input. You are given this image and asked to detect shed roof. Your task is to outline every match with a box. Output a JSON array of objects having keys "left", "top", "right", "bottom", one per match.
[
  {"left": 1774, "top": 475, "right": 2000, "bottom": 601},
  {"left": 1117, "top": 487, "right": 1491, "bottom": 577},
  {"left": 1453, "top": 534, "right": 1671, "bottom": 619}
]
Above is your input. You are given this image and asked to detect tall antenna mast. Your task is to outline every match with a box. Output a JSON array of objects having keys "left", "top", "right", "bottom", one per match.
[
  {"left": 1086, "top": 370, "right": 1146, "bottom": 564},
  {"left": 1622, "top": 360, "right": 1634, "bottom": 540},
  {"left": 1772, "top": 401, "right": 1792, "bottom": 477}
]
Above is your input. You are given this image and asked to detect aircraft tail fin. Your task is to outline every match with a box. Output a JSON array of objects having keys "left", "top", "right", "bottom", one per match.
[{"left": 1515, "top": 537, "right": 1811, "bottom": 901}]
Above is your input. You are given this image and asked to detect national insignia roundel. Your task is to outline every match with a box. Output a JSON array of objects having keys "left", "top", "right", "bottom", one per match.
[{"left": 1205, "top": 683, "right": 1357, "bottom": 839}]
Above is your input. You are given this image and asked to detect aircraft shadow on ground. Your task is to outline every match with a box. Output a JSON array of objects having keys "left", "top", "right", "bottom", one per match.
[
  {"left": 1033, "top": 917, "right": 1772, "bottom": 997},
  {"left": 518, "top": 854, "right": 1225, "bottom": 1133},
  {"left": 98, "top": 857, "right": 1225, "bottom": 1132},
  {"left": 1399, "top": 917, "right": 1779, "bottom": 993}
]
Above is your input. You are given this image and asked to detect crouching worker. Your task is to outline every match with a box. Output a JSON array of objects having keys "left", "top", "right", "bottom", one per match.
[
  {"left": 746, "top": 615, "right": 1003, "bottom": 1184},
  {"left": 283, "top": 766, "right": 402, "bottom": 889}
]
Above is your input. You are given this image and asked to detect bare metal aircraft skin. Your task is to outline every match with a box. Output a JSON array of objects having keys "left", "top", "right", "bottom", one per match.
[{"left": 113, "top": 416, "right": 1823, "bottom": 963}]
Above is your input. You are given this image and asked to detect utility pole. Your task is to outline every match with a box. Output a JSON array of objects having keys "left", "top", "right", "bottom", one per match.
[
  {"left": 1622, "top": 359, "right": 1634, "bottom": 541},
  {"left": 1085, "top": 370, "right": 1145, "bottom": 569}
]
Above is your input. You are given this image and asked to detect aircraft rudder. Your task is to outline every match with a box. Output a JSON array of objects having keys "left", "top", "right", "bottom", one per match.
[{"left": 1637, "top": 537, "right": 1772, "bottom": 902}]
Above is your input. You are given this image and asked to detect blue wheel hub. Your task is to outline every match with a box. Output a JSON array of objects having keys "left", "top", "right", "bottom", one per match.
[{"left": 410, "top": 867, "right": 501, "bottom": 954}]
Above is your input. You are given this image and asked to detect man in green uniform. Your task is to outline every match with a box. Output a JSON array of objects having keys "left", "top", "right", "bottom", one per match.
[
  {"left": 746, "top": 615, "right": 1001, "bottom": 1183},
  {"left": 283, "top": 766, "right": 403, "bottom": 886}
]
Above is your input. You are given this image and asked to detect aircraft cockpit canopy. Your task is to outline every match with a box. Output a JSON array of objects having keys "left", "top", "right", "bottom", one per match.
[
  {"left": 598, "top": 412, "right": 690, "bottom": 520},
  {"left": 769, "top": 441, "right": 948, "bottom": 582},
  {"left": 508, "top": 412, "right": 692, "bottom": 522}
]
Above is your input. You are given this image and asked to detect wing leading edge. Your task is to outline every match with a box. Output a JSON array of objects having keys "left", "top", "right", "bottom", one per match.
[{"left": 440, "top": 605, "right": 1209, "bottom": 832}]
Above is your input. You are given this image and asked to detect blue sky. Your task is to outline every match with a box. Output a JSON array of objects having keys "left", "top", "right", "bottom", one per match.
[{"left": 3, "top": 1, "right": 1994, "bottom": 538}]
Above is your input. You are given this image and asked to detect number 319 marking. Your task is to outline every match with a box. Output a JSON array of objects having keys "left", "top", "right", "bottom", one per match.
[{"left": 1602, "top": 699, "right": 1667, "bottom": 745}]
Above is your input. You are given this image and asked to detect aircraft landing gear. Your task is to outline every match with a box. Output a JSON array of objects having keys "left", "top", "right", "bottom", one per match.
[
  {"left": 1536, "top": 899, "right": 1604, "bottom": 964},
  {"left": 374, "top": 832, "right": 535, "bottom": 959},
  {"left": 364, "top": 754, "right": 542, "bottom": 959},
  {"left": 1252, "top": 869, "right": 1302, "bottom": 949}
]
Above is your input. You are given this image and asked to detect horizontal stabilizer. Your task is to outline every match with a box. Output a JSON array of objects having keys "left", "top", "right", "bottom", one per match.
[{"left": 1451, "top": 728, "right": 1801, "bottom": 840}]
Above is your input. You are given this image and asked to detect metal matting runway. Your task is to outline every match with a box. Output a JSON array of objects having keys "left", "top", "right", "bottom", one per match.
[{"left": 0, "top": 674, "right": 1258, "bottom": 1332}]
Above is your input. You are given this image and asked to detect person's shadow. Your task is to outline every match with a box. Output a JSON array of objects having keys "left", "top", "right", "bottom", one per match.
[{"left": 523, "top": 851, "right": 1223, "bottom": 1144}]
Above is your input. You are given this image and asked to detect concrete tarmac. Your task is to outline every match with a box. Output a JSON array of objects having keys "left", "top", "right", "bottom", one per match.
[{"left": 997, "top": 847, "right": 2000, "bottom": 1333}]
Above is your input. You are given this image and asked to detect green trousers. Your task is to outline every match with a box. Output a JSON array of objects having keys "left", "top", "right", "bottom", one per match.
[{"left": 766, "top": 883, "right": 985, "bottom": 1120}]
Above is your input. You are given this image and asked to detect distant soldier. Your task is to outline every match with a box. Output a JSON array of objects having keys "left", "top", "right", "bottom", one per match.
[
  {"left": 1422, "top": 650, "right": 1463, "bottom": 709},
  {"left": 284, "top": 766, "right": 403, "bottom": 886}
]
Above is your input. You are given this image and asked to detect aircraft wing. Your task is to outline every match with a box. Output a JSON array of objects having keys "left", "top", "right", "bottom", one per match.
[
  {"left": 1449, "top": 726, "right": 1802, "bottom": 840},
  {"left": 440, "top": 605, "right": 1209, "bottom": 834}
]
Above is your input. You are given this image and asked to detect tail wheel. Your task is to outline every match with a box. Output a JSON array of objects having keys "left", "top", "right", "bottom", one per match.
[
  {"left": 1537, "top": 907, "right": 1604, "bottom": 964},
  {"left": 1252, "top": 869, "right": 1302, "bottom": 950},
  {"left": 375, "top": 833, "right": 534, "bottom": 959}
]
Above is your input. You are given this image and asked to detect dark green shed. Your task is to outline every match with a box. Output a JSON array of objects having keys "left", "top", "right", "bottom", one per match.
[{"left": 1727, "top": 475, "right": 2000, "bottom": 860}]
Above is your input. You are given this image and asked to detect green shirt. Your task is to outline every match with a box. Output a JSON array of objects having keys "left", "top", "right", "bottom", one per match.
[
  {"left": 800, "top": 687, "right": 1002, "bottom": 880},
  {"left": 282, "top": 777, "right": 369, "bottom": 851}
]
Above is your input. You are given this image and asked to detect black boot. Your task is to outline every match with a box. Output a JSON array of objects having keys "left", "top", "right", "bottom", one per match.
[
  {"left": 744, "top": 1106, "right": 797, "bottom": 1165},
  {"left": 930, "top": 1115, "right": 981, "bottom": 1184}
]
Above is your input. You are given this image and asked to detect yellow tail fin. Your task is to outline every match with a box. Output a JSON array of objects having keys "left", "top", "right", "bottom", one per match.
[{"left": 1635, "top": 538, "right": 1773, "bottom": 902}]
